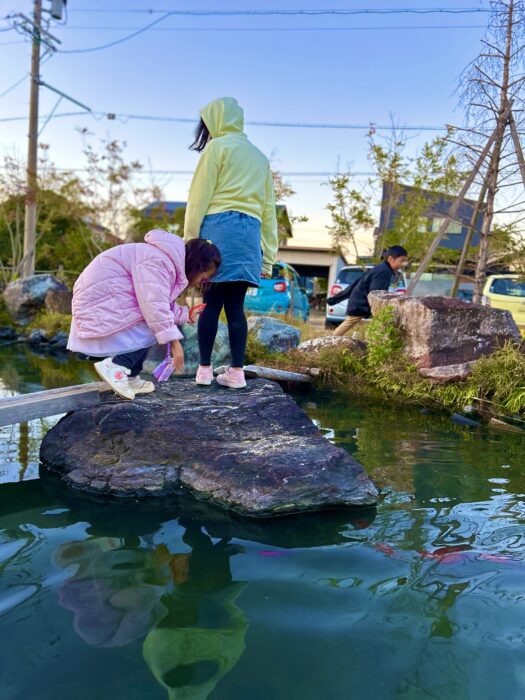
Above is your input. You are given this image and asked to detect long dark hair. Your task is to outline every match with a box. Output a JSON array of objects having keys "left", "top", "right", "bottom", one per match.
[
  {"left": 185, "top": 238, "right": 221, "bottom": 281},
  {"left": 189, "top": 118, "right": 210, "bottom": 152}
]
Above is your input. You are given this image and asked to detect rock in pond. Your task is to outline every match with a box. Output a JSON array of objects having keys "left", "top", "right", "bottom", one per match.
[
  {"left": 0, "top": 326, "right": 17, "bottom": 343},
  {"left": 297, "top": 335, "right": 367, "bottom": 357},
  {"left": 40, "top": 378, "right": 378, "bottom": 516},
  {"left": 3, "top": 274, "right": 69, "bottom": 325},
  {"left": 248, "top": 316, "right": 301, "bottom": 353},
  {"left": 369, "top": 291, "right": 521, "bottom": 368},
  {"left": 419, "top": 362, "right": 475, "bottom": 383}
]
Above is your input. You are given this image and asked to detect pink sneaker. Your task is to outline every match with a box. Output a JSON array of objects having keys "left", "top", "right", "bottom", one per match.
[
  {"left": 196, "top": 365, "right": 214, "bottom": 386},
  {"left": 216, "top": 367, "right": 247, "bottom": 389}
]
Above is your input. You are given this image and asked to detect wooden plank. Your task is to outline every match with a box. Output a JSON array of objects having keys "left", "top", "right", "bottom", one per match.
[
  {"left": 0, "top": 382, "right": 110, "bottom": 427},
  {"left": 215, "top": 365, "right": 313, "bottom": 384}
]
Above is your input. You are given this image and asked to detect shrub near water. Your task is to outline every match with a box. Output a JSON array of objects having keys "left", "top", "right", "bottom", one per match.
[
  {"left": 246, "top": 306, "right": 525, "bottom": 419},
  {"left": 27, "top": 310, "right": 72, "bottom": 336}
]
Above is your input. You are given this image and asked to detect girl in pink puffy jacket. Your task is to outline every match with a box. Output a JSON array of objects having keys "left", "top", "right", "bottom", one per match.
[{"left": 67, "top": 230, "right": 221, "bottom": 400}]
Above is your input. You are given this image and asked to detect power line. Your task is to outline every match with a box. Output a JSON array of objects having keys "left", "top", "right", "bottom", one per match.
[
  {"left": 0, "top": 73, "right": 27, "bottom": 99},
  {"left": 57, "top": 11, "right": 174, "bottom": 53},
  {"left": 45, "top": 7, "right": 493, "bottom": 53},
  {"left": 0, "top": 110, "right": 453, "bottom": 131},
  {"left": 58, "top": 24, "right": 488, "bottom": 32},
  {"left": 70, "top": 7, "right": 493, "bottom": 15}
]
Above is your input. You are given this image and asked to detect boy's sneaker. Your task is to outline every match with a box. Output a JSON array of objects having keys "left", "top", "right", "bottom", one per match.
[
  {"left": 94, "top": 358, "right": 135, "bottom": 400},
  {"left": 216, "top": 367, "right": 247, "bottom": 389},
  {"left": 129, "top": 376, "right": 155, "bottom": 394},
  {"left": 196, "top": 365, "right": 214, "bottom": 386}
]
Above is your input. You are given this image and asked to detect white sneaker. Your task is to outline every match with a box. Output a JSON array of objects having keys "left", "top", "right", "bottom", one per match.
[
  {"left": 94, "top": 358, "right": 135, "bottom": 400},
  {"left": 129, "top": 376, "right": 155, "bottom": 394}
]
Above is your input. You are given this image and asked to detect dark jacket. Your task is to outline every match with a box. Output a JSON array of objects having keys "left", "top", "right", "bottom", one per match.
[{"left": 327, "top": 262, "right": 394, "bottom": 318}]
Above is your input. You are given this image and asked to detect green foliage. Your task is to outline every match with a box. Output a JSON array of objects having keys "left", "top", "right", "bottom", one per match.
[
  {"left": 28, "top": 310, "right": 72, "bottom": 336},
  {"left": 0, "top": 298, "right": 13, "bottom": 326},
  {"left": 466, "top": 343, "right": 525, "bottom": 414},
  {"left": 244, "top": 334, "right": 278, "bottom": 366},
  {"left": 365, "top": 306, "right": 403, "bottom": 369},
  {"left": 271, "top": 168, "right": 308, "bottom": 243},
  {"left": 127, "top": 204, "right": 184, "bottom": 242},
  {"left": 326, "top": 173, "right": 375, "bottom": 259}
]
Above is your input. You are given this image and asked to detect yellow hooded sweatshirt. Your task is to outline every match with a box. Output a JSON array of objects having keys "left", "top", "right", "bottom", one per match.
[{"left": 184, "top": 97, "right": 278, "bottom": 275}]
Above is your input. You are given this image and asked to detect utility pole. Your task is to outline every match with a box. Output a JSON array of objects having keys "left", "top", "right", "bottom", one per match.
[{"left": 21, "top": 0, "right": 42, "bottom": 279}]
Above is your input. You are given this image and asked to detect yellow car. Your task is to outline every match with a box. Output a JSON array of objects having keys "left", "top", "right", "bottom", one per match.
[{"left": 482, "top": 275, "right": 525, "bottom": 331}]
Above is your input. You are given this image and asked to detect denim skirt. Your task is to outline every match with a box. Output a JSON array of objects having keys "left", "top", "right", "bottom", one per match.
[{"left": 200, "top": 210, "right": 262, "bottom": 287}]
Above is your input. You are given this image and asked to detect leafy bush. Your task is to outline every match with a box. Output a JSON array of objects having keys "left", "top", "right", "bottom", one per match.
[
  {"left": 28, "top": 310, "right": 71, "bottom": 337},
  {"left": 365, "top": 306, "right": 403, "bottom": 369},
  {"left": 0, "top": 298, "right": 14, "bottom": 326}
]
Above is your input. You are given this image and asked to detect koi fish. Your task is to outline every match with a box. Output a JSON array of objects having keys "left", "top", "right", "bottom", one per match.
[{"left": 375, "top": 543, "right": 518, "bottom": 565}]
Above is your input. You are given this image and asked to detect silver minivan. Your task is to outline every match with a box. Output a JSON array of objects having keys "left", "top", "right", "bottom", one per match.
[{"left": 325, "top": 265, "right": 407, "bottom": 329}]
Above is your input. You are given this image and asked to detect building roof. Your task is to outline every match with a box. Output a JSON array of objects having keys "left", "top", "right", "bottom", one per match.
[{"left": 279, "top": 244, "right": 349, "bottom": 264}]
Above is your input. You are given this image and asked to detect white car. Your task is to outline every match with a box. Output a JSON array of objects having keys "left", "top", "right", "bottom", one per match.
[{"left": 325, "top": 265, "right": 407, "bottom": 329}]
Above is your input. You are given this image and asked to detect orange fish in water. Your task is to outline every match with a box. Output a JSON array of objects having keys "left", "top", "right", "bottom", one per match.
[{"left": 375, "top": 543, "right": 517, "bottom": 565}]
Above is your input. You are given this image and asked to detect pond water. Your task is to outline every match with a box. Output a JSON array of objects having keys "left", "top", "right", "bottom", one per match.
[{"left": 1, "top": 345, "right": 525, "bottom": 699}]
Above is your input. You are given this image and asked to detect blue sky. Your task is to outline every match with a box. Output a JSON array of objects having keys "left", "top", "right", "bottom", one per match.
[{"left": 0, "top": 0, "right": 491, "bottom": 252}]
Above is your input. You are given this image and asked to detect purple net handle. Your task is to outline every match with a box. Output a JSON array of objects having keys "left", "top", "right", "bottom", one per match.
[{"left": 152, "top": 345, "right": 174, "bottom": 382}]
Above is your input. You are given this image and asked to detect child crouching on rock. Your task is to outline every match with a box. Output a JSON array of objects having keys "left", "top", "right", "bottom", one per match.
[{"left": 67, "top": 231, "right": 221, "bottom": 400}]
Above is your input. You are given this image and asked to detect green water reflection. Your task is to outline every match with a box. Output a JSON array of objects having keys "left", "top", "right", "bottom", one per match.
[{"left": 1, "top": 347, "right": 525, "bottom": 699}]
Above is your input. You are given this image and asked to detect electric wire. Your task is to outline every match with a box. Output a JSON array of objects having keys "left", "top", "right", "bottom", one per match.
[
  {"left": 0, "top": 110, "right": 455, "bottom": 131},
  {"left": 58, "top": 24, "right": 488, "bottom": 32},
  {"left": 69, "top": 8, "right": 493, "bottom": 16}
]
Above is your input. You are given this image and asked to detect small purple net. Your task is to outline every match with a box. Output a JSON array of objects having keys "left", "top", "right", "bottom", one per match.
[{"left": 152, "top": 346, "right": 174, "bottom": 382}]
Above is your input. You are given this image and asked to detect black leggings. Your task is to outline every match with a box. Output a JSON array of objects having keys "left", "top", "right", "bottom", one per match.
[
  {"left": 113, "top": 347, "right": 150, "bottom": 377},
  {"left": 198, "top": 282, "right": 249, "bottom": 368},
  {"left": 79, "top": 347, "right": 150, "bottom": 377}
]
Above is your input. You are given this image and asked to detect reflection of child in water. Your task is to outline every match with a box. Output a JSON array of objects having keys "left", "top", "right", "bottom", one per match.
[{"left": 55, "top": 524, "right": 247, "bottom": 700}]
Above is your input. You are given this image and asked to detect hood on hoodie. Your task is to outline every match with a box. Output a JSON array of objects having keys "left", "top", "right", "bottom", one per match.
[
  {"left": 144, "top": 229, "right": 187, "bottom": 278},
  {"left": 200, "top": 97, "right": 244, "bottom": 139}
]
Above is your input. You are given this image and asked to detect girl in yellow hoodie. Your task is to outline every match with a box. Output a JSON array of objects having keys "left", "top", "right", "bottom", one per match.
[{"left": 184, "top": 97, "right": 278, "bottom": 389}]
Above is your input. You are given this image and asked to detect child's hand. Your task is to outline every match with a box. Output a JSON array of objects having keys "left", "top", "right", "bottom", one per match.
[
  {"left": 170, "top": 340, "right": 185, "bottom": 373},
  {"left": 189, "top": 303, "right": 206, "bottom": 324}
]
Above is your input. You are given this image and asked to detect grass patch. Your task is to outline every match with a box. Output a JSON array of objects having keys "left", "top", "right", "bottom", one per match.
[
  {"left": 28, "top": 310, "right": 72, "bottom": 336},
  {"left": 0, "top": 298, "right": 14, "bottom": 327}
]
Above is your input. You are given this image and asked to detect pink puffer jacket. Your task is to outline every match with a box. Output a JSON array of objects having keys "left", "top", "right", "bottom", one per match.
[{"left": 72, "top": 229, "right": 190, "bottom": 344}]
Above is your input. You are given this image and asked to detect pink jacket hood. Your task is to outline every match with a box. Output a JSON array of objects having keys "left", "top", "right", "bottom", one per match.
[{"left": 72, "top": 230, "right": 190, "bottom": 345}]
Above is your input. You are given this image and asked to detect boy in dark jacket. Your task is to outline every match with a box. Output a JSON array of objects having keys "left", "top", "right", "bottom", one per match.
[{"left": 331, "top": 246, "right": 408, "bottom": 337}]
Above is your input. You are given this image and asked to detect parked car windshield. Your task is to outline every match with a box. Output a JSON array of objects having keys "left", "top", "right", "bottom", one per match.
[
  {"left": 490, "top": 278, "right": 525, "bottom": 297},
  {"left": 336, "top": 268, "right": 369, "bottom": 285}
]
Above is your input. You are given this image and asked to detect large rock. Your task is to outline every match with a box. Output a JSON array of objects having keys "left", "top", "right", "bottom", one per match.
[
  {"left": 3, "top": 275, "right": 68, "bottom": 325},
  {"left": 144, "top": 321, "right": 231, "bottom": 376},
  {"left": 369, "top": 292, "right": 521, "bottom": 368},
  {"left": 45, "top": 288, "right": 72, "bottom": 315},
  {"left": 297, "top": 335, "right": 367, "bottom": 357},
  {"left": 248, "top": 316, "right": 301, "bottom": 353},
  {"left": 40, "top": 379, "right": 378, "bottom": 516}
]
